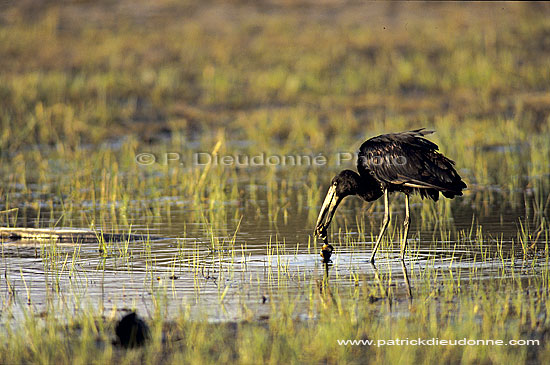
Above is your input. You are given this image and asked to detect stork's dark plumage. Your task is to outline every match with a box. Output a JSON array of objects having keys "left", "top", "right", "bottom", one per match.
[{"left": 314, "top": 129, "right": 466, "bottom": 264}]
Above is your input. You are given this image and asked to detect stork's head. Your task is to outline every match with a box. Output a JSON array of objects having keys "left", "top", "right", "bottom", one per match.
[{"left": 314, "top": 170, "right": 361, "bottom": 239}]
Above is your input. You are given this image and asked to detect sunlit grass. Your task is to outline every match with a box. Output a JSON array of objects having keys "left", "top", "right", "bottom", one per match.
[{"left": 1, "top": 228, "right": 550, "bottom": 363}]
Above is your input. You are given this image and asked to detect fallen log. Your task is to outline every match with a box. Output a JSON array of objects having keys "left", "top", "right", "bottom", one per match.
[{"left": 0, "top": 227, "right": 154, "bottom": 244}]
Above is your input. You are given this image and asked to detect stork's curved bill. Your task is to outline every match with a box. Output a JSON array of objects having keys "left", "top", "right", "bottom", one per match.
[{"left": 314, "top": 184, "right": 342, "bottom": 240}]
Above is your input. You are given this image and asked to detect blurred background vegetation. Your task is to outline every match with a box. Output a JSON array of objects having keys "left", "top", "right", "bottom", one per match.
[
  {"left": 1, "top": 0, "right": 550, "bottom": 151},
  {"left": 1, "top": 1, "right": 549, "bottom": 231}
]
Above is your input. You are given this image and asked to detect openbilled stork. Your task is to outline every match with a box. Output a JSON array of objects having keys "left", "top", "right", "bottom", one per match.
[{"left": 314, "top": 128, "right": 467, "bottom": 264}]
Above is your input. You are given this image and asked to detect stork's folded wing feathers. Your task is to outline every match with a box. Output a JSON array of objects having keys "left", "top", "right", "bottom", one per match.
[{"left": 357, "top": 129, "right": 467, "bottom": 200}]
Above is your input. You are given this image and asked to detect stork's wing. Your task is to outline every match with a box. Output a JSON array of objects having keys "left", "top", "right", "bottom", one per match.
[{"left": 357, "top": 129, "right": 466, "bottom": 196}]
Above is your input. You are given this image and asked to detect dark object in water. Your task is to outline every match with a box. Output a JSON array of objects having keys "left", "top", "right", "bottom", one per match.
[
  {"left": 115, "top": 312, "right": 150, "bottom": 348},
  {"left": 320, "top": 243, "right": 334, "bottom": 263},
  {"left": 314, "top": 129, "right": 467, "bottom": 264}
]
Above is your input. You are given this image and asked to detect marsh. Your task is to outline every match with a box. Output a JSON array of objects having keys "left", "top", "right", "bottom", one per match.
[{"left": 0, "top": 1, "right": 549, "bottom": 363}]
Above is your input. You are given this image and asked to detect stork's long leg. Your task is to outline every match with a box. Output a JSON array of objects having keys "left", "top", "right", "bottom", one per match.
[
  {"left": 400, "top": 193, "right": 411, "bottom": 260},
  {"left": 370, "top": 189, "right": 389, "bottom": 264}
]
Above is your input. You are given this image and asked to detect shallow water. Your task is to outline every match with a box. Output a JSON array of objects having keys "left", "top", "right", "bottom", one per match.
[{"left": 1, "top": 177, "right": 545, "bottom": 321}]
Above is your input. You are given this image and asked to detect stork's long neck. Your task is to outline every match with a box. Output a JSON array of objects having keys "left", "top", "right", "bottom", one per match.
[{"left": 356, "top": 171, "right": 383, "bottom": 202}]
